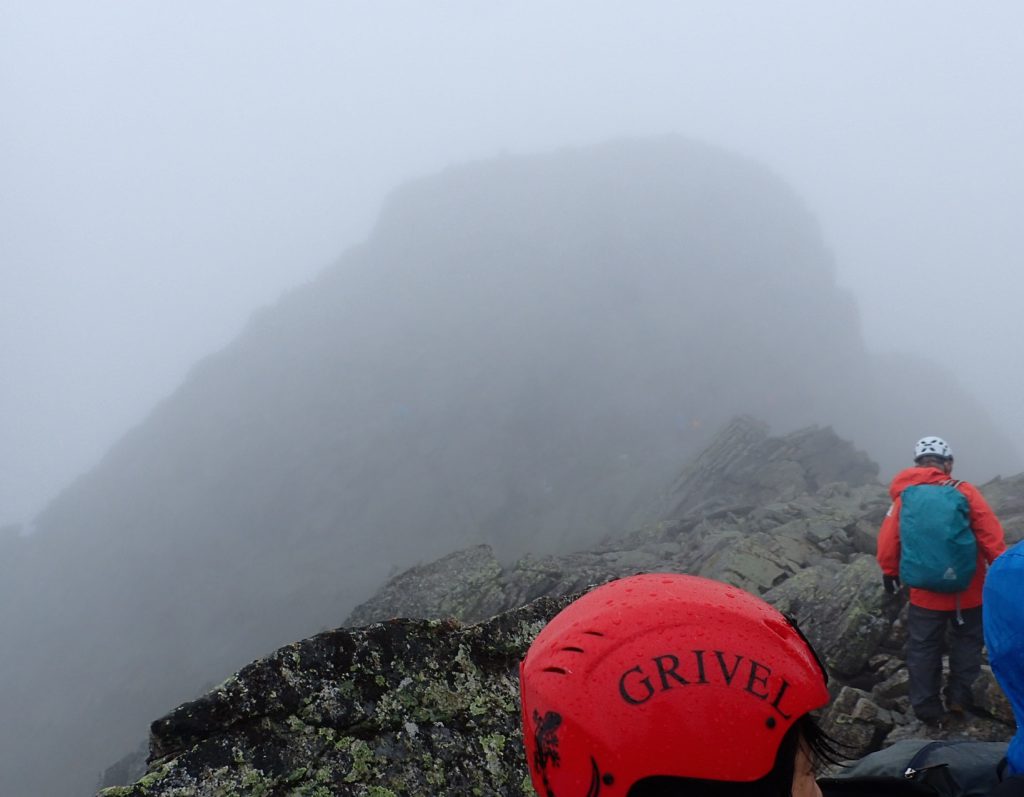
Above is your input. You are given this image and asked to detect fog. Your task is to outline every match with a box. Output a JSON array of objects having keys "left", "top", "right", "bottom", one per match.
[
  {"left": 3, "top": 2, "right": 1024, "bottom": 530},
  {"left": 5, "top": 4, "right": 1024, "bottom": 795}
]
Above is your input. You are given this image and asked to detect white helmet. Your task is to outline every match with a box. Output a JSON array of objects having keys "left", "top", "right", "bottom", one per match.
[{"left": 915, "top": 436, "right": 953, "bottom": 461}]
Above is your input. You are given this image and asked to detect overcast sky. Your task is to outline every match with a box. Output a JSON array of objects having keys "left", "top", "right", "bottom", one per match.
[{"left": 3, "top": 2, "right": 1023, "bottom": 529}]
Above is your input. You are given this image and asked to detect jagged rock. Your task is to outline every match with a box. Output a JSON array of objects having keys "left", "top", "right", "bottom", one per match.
[
  {"left": 848, "top": 518, "right": 882, "bottom": 556},
  {"left": 765, "top": 556, "right": 896, "bottom": 678},
  {"left": 345, "top": 545, "right": 506, "bottom": 626},
  {"left": 882, "top": 712, "right": 1016, "bottom": 746},
  {"left": 695, "top": 529, "right": 810, "bottom": 594},
  {"left": 979, "top": 474, "right": 1024, "bottom": 544},
  {"left": 665, "top": 417, "right": 879, "bottom": 519},
  {"left": 349, "top": 423, "right": 889, "bottom": 626},
  {"left": 97, "top": 742, "right": 147, "bottom": 792},
  {"left": 867, "top": 653, "right": 906, "bottom": 681},
  {"left": 972, "top": 666, "right": 1015, "bottom": 725},
  {"left": 821, "top": 686, "right": 894, "bottom": 759},
  {"left": 872, "top": 667, "right": 911, "bottom": 702},
  {"left": 99, "top": 595, "right": 573, "bottom": 797},
  {"left": 348, "top": 547, "right": 629, "bottom": 628}
]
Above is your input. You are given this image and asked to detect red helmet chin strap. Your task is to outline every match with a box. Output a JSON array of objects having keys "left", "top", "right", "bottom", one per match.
[{"left": 519, "top": 574, "right": 830, "bottom": 795}]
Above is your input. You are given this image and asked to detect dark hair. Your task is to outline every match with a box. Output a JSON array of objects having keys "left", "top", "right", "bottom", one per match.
[
  {"left": 626, "top": 714, "right": 843, "bottom": 797},
  {"left": 915, "top": 455, "right": 952, "bottom": 468}
]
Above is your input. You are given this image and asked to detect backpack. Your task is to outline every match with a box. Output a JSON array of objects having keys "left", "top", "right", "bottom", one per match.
[
  {"left": 820, "top": 739, "right": 1009, "bottom": 797},
  {"left": 899, "top": 480, "right": 976, "bottom": 592}
]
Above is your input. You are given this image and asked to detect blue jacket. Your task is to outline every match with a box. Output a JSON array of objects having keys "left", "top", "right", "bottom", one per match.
[{"left": 984, "top": 540, "right": 1024, "bottom": 775}]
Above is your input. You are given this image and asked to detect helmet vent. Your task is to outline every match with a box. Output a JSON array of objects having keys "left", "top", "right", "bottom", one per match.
[
  {"left": 561, "top": 646, "right": 584, "bottom": 653},
  {"left": 542, "top": 666, "right": 568, "bottom": 675},
  {"left": 583, "top": 630, "right": 605, "bottom": 637}
]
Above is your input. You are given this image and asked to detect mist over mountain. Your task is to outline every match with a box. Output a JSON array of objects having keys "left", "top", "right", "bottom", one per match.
[{"left": 1, "top": 137, "right": 1015, "bottom": 796}]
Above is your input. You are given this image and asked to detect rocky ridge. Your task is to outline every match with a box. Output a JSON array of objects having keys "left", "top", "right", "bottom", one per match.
[
  {"left": 10, "top": 137, "right": 1020, "bottom": 797},
  {"left": 99, "top": 419, "right": 1023, "bottom": 796}
]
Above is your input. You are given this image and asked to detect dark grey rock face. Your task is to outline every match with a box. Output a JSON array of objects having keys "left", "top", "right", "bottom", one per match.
[{"left": 100, "top": 598, "right": 570, "bottom": 797}]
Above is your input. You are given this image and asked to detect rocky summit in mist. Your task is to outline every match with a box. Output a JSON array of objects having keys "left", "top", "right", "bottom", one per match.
[{"left": 0, "top": 137, "right": 1016, "bottom": 796}]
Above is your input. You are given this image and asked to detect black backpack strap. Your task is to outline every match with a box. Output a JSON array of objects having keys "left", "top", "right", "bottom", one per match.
[
  {"left": 824, "top": 740, "right": 1007, "bottom": 797},
  {"left": 820, "top": 776, "right": 944, "bottom": 796}
]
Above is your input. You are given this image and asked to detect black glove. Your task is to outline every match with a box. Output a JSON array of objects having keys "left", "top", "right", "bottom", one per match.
[{"left": 883, "top": 575, "right": 902, "bottom": 595}]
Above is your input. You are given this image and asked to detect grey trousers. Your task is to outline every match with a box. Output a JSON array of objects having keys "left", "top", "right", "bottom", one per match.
[{"left": 906, "top": 603, "right": 984, "bottom": 720}]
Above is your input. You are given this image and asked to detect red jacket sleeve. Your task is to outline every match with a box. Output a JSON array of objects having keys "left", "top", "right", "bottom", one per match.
[
  {"left": 961, "top": 482, "right": 1007, "bottom": 563},
  {"left": 876, "top": 498, "right": 902, "bottom": 576}
]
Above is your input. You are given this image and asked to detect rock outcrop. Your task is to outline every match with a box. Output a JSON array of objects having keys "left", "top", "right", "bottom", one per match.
[
  {"left": 100, "top": 419, "right": 1019, "bottom": 795},
  {"left": 100, "top": 597, "right": 569, "bottom": 797},
  {"left": 348, "top": 419, "right": 889, "bottom": 627},
  {"left": 663, "top": 416, "right": 880, "bottom": 518}
]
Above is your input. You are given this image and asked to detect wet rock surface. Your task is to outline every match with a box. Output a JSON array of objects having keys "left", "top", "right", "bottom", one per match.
[{"left": 101, "top": 419, "right": 1019, "bottom": 795}]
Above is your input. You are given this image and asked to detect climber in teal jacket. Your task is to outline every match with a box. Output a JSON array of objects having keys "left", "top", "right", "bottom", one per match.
[{"left": 983, "top": 540, "right": 1024, "bottom": 776}]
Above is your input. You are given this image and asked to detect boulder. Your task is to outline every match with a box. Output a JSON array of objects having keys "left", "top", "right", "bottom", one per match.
[
  {"left": 972, "top": 666, "right": 1015, "bottom": 726},
  {"left": 873, "top": 667, "right": 911, "bottom": 702},
  {"left": 765, "top": 556, "right": 896, "bottom": 678},
  {"left": 820, "top": 687, "right": 894, "bottom": 760},
  {"left": 100, "top": 595, "right": 572, "bottom": 797}
]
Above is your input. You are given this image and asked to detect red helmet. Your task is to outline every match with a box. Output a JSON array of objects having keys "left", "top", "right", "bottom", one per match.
[{"left": 519, "top": 573, "right": 829, "bottom": 795}]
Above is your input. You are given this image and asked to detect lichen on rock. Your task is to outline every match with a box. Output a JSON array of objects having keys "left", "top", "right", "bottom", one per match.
[{"left": 101, "top": 596, "right": 571, "bottom": 796}]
